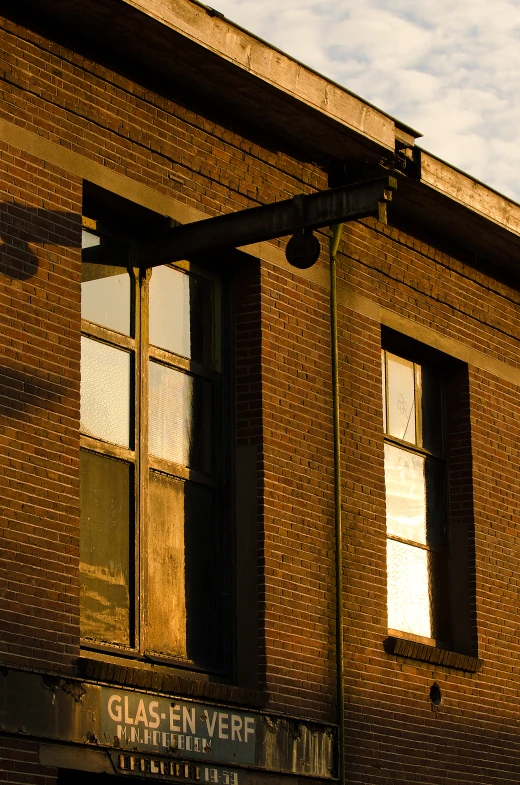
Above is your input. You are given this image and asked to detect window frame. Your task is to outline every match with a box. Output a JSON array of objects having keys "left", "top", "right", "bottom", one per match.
[
  {"left": 382, "top": 347, "right": 451, "bottom": 648},
  {"left": 79, "top": 216, "right": 231, "bottom": 674}
]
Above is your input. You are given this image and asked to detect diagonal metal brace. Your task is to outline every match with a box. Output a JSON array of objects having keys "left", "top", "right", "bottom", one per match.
[{"left": 140, "top": 176, "right": 397, "bottom": 268}]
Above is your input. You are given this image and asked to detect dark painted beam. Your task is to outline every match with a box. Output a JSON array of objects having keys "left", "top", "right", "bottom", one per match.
[{"left": 140, "top": 177, "right": 397, "bottom": 267}]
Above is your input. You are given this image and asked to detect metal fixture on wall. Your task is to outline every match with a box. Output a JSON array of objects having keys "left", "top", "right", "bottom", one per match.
[{"left": 139, "top": 177, "right": 396, "bottom": 268}]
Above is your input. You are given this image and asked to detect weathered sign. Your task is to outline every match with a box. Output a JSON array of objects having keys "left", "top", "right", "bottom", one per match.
[
  {"left": 0, "top": 668, "right": 336, "bottom": 779},
  {"left": 102, "top": 688, "right": 256, "bottom": 763}
]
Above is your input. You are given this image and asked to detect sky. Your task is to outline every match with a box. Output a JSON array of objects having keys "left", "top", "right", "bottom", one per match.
[{"left": 211, "top": 0, "right": 520, "bottom": 203}]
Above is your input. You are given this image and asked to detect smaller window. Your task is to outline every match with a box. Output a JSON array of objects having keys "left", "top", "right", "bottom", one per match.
[{"left": 382, "top": 349, "right": 449, "bottom": 644}]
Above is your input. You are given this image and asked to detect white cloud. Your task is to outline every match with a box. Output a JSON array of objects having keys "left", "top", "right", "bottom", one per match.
[{"left": 212, "top": 0, "right": 520, "bottom": 201}]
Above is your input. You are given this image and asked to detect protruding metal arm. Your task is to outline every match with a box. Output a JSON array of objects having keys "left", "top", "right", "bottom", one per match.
[{"left": 140, "top": 176, "right": 397, "bottom": 268}]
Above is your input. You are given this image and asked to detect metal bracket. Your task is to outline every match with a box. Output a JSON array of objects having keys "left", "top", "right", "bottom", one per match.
[{"left": 286, "top": 194, "right": 321, "bottom": 269}]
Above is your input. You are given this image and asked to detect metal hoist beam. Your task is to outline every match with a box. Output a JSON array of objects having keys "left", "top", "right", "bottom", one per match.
[{"left": 140, "top": 176, "right": 396, "bottom": 269}]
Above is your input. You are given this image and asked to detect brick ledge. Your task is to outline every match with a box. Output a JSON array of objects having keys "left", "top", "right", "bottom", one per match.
[
  {"left": 78, "top": 657, "right": 269, "bottom": 708},
  {"left": 383, "top": 637, "right": 483, "bottom": 672}
]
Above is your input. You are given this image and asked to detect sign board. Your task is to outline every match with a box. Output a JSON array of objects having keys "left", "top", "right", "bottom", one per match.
[
  {"left": 0, "top": 669, "right": 336, "bottom": 779},
  {"left": 101, "top": 688, "right": 256, "bottom": 764}
]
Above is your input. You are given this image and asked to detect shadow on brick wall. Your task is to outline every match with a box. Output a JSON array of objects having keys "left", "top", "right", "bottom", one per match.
[
  {"left": 0, "top": 203, "right": 81, "bottom": 281},
  {"left": 0, "top": 365, "right": 68, "bottom": 422}
]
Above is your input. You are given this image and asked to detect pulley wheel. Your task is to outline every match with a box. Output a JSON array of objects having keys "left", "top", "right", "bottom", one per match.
[{"left": 286, "top": 231, "right": 321, "bottom": 269}]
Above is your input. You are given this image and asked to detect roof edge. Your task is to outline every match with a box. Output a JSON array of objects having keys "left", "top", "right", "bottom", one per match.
[
  {"left": 120, "top": 0, "right": 401, "bottom": 152},
  {"left": 419, "top": 147, "right": 520, "bottom": 238},
  {"left": 195, "top": 0, "right": 422, "bottom": 140}
]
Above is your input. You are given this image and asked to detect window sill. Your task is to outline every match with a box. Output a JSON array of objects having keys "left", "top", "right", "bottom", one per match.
[
  {"left": 78, "top": 655, "right": 269, "bottom": 709},
  {"left": 383, "top": 636, "right": 483, "bottom": 673}
]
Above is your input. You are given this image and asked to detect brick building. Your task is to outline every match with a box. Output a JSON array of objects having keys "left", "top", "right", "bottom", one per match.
[{"left": 0, "top": 1, "right": 520, "bottom": 783}]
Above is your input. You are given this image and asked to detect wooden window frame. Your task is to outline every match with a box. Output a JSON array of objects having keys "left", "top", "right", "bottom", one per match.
[
  {"left": 382, "top": 348, "right": 450, "bottom": 649},
  {"left": 80, "top": 217, "right": 229, "bottom": 674}
]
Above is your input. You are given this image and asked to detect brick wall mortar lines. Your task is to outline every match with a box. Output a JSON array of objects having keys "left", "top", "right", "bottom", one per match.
[
  {"left": 0, "top": 9, "right": 520, "bottom": 782},
  {"left": 0, "top": 141, "right": 81, "bottom": 674},
  {"left": 0, "top": 735, "right": 57, "bottom": 785}
]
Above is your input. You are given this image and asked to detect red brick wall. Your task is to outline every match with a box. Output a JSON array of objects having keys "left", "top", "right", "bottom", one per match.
[
  {"left": 0, "top": 16, "right": 327, "bottom": 223},
  {"left": 334, "top": 222, "right": 520, "bottom": 782},
  {"left": 1, "top": 7, "right": 520, "bottom": 785},
  {"left": 341, "top": 219, "right": 520, "bottom": 367},
  {"left": 259, "top": 262, "right": 335, "bottom": 720},
  {"left": 0, "top": 735, "right": 57, "bottom": 784},
  {"left": 0, "top": 141, "right": 81, "bottom": 674}
]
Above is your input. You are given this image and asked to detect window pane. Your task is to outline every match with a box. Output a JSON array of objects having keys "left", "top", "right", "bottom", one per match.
[
  {"left": 149, "top": 266, "right": 213, "bottom": 365},
  {"left": 82, "top": 229, "right": 100, "bottom": 250},
  {"left": 420, "top": 364, "right": 443, "bottom": 454},
  {"left": 387, "top": 539, "right": 431, "bottom": 638},
  {"left": 385, "top": 444, "right": 446, "bottom": 549},
  {"left": 148, "top": 361, "right": 212, "bottom": 472},
  {"left": 381, "top": 350, "right": 387, "bottom": 433},
  {"left": 385, "top": 443, "right": 427, "bottom": 545},
  {"left": 81, "top": 337, "right": 132, "bottom": 447},
  {"left": 80, "top": 451, "right": 133, "bottom": 646},
  {"left": 387, "top": 353, "right": 416, "bottom": 443},
  {"left": 82, "top": 231, "right": 131, "bottom": 335},
  {"left": 146, "top": 472, "right": 217, "bottom": 666},
  {"left": 425, "top": 458, "right": 447, "bottom": 549},
  {"left": 428, "top": 550, "right": 450, "bottom": 642},
  {"left": 82, "top": 264, "right": 131, "bottom": 336}
]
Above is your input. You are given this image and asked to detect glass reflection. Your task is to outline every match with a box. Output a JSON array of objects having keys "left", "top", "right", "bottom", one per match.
[
  {"left": 387, "top": 353, "right": 416, "bottom": 443},
  {"left": 81, "top": 230, "right": 131, "bottom": 335},
  {"left": 146, "top": 473, "right": 216, "bottom": 665},
  {"left": 387, "top": 539, "right": 431, "bottom": 638},
  {"left": 148, "top": 362, "right": 212, "bottom": 472},
  {"left": 384, "top": 443, "right": 426, "bottom": 544},
  {"left": 80, "top": 337, "right": 131, "bottom": 447},
  {"left": 80, "top": 451, "right": 132, "bottom": 646},
  {"left": 149, "top": 266, "right": 213, "bottom": 365},
  {"left": 147, "top": 471, "right": 187, "bottom": 659}
]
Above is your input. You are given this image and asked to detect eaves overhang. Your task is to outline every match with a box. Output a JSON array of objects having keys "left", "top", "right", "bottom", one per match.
[
  {"left": 393, "top": 149, "right": 520, "bottom": 278},
  {"left": 18, "top": 0, "right": 405, "bottom": 162},
  {"left": 118, "top": 0, "right": 417, "bottom": 153}
]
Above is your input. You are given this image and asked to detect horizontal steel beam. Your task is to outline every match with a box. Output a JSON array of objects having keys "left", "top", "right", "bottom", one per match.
[{"left": 140, "top": 176, "right": 397, "bottom": 267}]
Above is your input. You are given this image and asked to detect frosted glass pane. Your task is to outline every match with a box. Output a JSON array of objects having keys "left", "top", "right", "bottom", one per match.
[
  {"left": 80, "top": 451, "right": 132, "bottom": 646},
  {"left": 387, "top": 539, "right": 431, "bottom": 638},
  {"left": 148, "top": 362, "right": 212, "bottom": 472},
  {"left": 146, "top": 473, "right": 217, "bottom": 665},
  {"left": 81, "top": 337, "right": 131, "bottom": 447},
  {"left": 82, "top": 231, "right": 131, "bottom": 335},
  {"left": 387, "top": 353, "right": 416, "bottom": 443},
  {"left": 149, "top": 266, "right": 213, "bottom": 365},
  {"left": 384, "top": 443, "right": 426, "bottom": 544},
  {"left": 82, "top": 264, "right": 131, "bottom": 335}
]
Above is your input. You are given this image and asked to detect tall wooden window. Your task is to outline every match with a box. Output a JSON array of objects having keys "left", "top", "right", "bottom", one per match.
[
  {"left": 79, "top": 219, "right": 227, "bottom": 672},
  {"left": 382, "top": 349, "right": 449, "bottom": 643}
]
